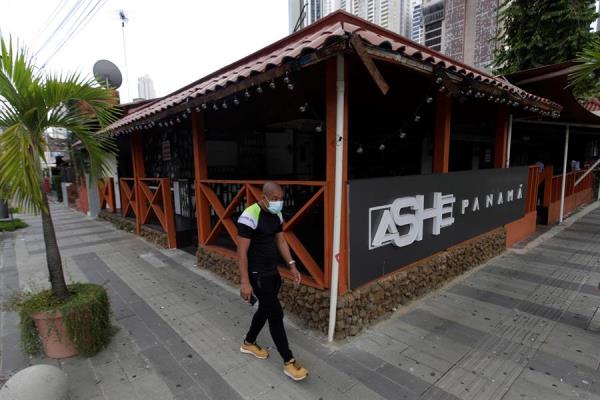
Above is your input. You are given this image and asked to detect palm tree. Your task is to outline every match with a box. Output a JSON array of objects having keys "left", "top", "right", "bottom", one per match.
[
  {"left": 570, "top": 35, "right": 600, "bottom": 98},
  {"left": 0, "top": 38, "right": 117, "bottom": 300}
]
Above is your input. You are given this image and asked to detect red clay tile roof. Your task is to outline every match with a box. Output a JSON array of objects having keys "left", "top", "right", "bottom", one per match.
[
  {"left": 582, "top": 98, "right": 600, "bottom": 112},
  {"left": 106, "top": 11, "right": 560, "bottom": 133}
]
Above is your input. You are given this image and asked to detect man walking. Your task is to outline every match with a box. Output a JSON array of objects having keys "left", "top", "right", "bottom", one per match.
[{"left": 237, "top": 182, "right": 309, "bottom": 381}]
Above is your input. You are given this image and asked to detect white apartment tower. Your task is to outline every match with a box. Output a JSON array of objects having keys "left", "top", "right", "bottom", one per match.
[
  {"left": 289, "top": 0, "right": 414, "bottom": 37},
  {"left": 137, "top": 75, "right": 156, "bottom": 100},
  {"left": 411, "top": 0, "right": 423, "bottom": 43}
]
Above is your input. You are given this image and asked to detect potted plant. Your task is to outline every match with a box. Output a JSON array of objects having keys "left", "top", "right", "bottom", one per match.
[{"left": 0, "top": 38, "right": 118, "bottom": 358}]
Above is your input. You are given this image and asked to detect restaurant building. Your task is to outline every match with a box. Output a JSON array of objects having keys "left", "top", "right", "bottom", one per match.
[{"left": 98, "top": 11, "right": 578, "bottom": 339}]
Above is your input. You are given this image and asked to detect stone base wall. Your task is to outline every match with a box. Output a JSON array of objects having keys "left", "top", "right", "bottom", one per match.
[
  {"left": 97, "top": 210, "right": 168, "bottom": 248},
  {"left": 197, "top": 227, "right": 507, "bottom": 339}
]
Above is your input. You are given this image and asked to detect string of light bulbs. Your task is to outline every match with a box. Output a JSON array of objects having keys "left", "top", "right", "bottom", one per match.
[{"left": 109, "top": 68, "right": 560, "bottom": 138}]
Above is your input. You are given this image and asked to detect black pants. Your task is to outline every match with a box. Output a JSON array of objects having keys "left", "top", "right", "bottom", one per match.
[{"left": 245, "top": 272, "right": 293, "bottom": 362}]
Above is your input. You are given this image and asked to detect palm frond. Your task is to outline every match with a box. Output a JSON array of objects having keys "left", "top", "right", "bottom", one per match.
[
  {"left": 569, "top": 35, "right": 600, "bottom": 87},
  {"left": 0, "top": 36, "right": 119, "bottom": 212},
  {"left": 0, "top": 123, "right": 45, "bottom": 213}
]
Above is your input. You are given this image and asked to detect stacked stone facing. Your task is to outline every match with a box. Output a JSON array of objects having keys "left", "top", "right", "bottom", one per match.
[{"left": 197, "top": 227, "right": 506, "bottom": 339}]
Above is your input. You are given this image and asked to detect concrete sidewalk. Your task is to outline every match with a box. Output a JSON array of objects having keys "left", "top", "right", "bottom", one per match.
[{"left": 1, "top": 203, "right": 600, "bottom": 399}]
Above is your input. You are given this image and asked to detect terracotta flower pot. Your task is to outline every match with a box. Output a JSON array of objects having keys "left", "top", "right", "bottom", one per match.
[{"left": 31, "top": 310, "right": 78, "bottom": 359}]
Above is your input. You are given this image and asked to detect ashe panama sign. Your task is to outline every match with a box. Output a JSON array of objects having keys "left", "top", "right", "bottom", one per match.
[{"left": 348, "top": 167, "right": 529, "bottom": 289}]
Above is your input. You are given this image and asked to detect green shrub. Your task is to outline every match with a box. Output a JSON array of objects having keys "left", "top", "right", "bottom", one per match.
[
  {"left": 6, "top": 283, "right": 116, "bottom": 356},
  {"left": 0, "top": 219, "right": 28, "bottom": 232}
]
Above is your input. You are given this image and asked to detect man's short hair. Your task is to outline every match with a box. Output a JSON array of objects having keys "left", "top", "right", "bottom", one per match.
[{"left": 262, "top": 181, "right": 282, "bottom": 196}]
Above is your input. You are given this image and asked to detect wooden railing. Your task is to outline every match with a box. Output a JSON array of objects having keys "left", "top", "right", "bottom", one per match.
[
  {"left": 98, "top": 177, "right": 116, "bottom": 213},
  {"left": 119, "top": 178, "right": 177, "bottom": 248},
  {"left": 119, "top": 178, "right": 137, "bottom": 219},
  {"left": 138, "top": 178, "right": 177, "bottom": 248},
  {"left": 198, "top": 179, "right": 327, "bottom": 289},
  {"left": 550, "top": 170, "right": 593, "bottom": 203},
  {"left": 525, "top": 165, "right": 541, "bottom": 213}
]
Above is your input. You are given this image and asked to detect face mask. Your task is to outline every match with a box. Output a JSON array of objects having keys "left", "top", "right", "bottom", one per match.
[{"left": 267, "top": 200, "right": 283, "bottom": 214}]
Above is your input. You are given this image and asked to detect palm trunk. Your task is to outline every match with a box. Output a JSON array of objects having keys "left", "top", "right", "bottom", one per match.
[{"left": 35, "top": 155, "right": 69, "bottom": 300}]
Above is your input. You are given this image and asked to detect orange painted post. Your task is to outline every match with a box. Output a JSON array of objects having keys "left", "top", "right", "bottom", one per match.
[
  {"left": 191, "top": 111, "right": 211, "bottom": 246},
  {"left": 433, "top": 93, "right": 451, "bottom": 173},
  {"left": 130, "top": 132, "right": 145, "bottom": 234},
  {"left": 542, "top": 166, "right": 554, "bottom": 207},
  {"left": 107, "top": 177, "right": 116, "bottom": 212},
  {"left": 494, "top": 106, "right": 509, "bottom": 169},
  {"left": 161, "top": 178, "right": 177, "bottom": 248}
]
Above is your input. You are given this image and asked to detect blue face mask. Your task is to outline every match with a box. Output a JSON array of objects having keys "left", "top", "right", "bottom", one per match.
[{"left": 267, "top": 200, "right": 283, "bottom": 214}]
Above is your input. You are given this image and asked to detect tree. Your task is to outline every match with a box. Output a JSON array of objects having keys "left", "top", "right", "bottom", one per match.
[
  {"left": 494, "top": 0, "right": 598, "bottom": 74},
  {"left": 0, "top": 39, "right": 117, "bottom": 300}
]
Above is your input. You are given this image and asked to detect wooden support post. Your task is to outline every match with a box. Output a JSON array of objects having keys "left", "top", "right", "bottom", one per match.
[
  {"left": 494, "top": 106, "right": 509, "bottom": 169},
  {"left": 130, "top": 132, "right": 145, "bottom": 235},
  {"left": 433, "top": 93, "right": 451, "bottom": 173},
  {"left": 161, "top": 178, "right": 177, "bottom": 248},
  {"left": 191, "top": 111, "right": 211, "bottom": 246}
]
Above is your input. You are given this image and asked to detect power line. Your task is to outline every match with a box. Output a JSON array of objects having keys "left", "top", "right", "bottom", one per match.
[
  {"left": 31, "top": 0, "right": 71, "bottom": 45},
  {"left": 42, "top": 0, "right": 107, "bottom": 67},
  {"left": 34, "top": 0, "right": 87, "bottom": 58}
]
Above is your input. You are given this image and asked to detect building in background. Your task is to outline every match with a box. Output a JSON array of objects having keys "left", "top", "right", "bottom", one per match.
[
  {"left": 421, "top": 0, "right": 500, "bottom": 71},
  {"left": 410, "top": 0, "right": 423, "bottom": 43},
  {"left": 289, "top": 0, "right": 413, "bottom": 37},
  {"left": 137, "top": 74, "right": 156, "bottom": 100}
]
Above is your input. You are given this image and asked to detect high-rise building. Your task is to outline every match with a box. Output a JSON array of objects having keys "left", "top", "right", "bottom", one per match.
[
  {"left": 411, "top": 0, "right": 423, "bottom": 43},
  {"left": 289, "top": 0, "right": 413, "bottom": 37},
  {"left": 290, "top": 0, "right": 501, "bottom": 70},
  {"left": 421, "top": 0, "right": 500, "bottom": 71},
  {"left": 137, "top": 75, "right": 156, "bottom": 100},
  {"left": 421, "top": 0, "right": 444, "bottom": 51}
]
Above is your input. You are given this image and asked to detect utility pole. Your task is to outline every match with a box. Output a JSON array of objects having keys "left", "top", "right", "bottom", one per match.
[{"left": 119, "top": 10, "right": 131, "bottom": 101}]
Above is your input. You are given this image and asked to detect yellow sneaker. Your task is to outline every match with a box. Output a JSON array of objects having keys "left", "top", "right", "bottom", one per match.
[
  {"left": 283, "top": 358, "right": 308, "bottom": 381},
  {"left": 240, "top": 341, "right": 269, "bottom": 359}
]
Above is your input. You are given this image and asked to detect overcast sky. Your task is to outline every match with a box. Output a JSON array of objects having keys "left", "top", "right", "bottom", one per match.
[{"left": 0, "top": 0, "right": 289, "bottom": 102}]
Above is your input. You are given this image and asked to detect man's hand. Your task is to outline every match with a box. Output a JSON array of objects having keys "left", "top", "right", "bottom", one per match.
[
  {"left": 240, "top": 281, "right": 253, "bottom": 302},
  {"left": 291, "top": 266, "right": 301, "bottom": 288}
]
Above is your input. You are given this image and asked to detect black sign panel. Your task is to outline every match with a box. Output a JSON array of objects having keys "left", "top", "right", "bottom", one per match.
[{"left": 348, "top": 167, "right": 528, "bottom": 289}]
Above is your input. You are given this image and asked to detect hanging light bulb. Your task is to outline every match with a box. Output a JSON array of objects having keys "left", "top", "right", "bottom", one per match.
[
  {"left": 379, "top": 144, "right": 386, "bottom": 151},
  {"left": 287, "top": 82, "right": 295, "bottom": 90},
  {"left": 182, "top": 113, "right": 188, "bottom": 119},
  {"left": 244, "top": 90, "right": 251, "bottom": 99},
  {"left": 399, "top": 130, "right": 407, "bottom": 139},
  {"left": 212, "top": 103, "right": 219, "bottom": 111},
  {"left": 233, "top": 97, "right": 240, "bottom": 105},
  {"left": 269, "top": 80, "right": 276, "bottom": 89},
  {"left": 194, "top": 106, "right": 200, "bottom": 112},
  {"left": 186, "top": 108, "right": 191, "bottom": 114},
  {"left": 435, "top": 76, "right": 443, "bottom": 84},
  {"left": 299, "top": 103, "right": 308, "bottom": 113},
  {"left": 176, "top": 117, "right": 181, "bottom": 123},
  {"left": 426, "top": 97, "right": 433, "bottom": 104},
  {"left": 356, "top": 145, "right": 364, "bottom": 154},
  {"left": 466, "top": 89, "right": 473, "bottom": 96},
  {"left": 222, "top": 101, "right": 228, "bottom": 109},
  {"left": 169, "top": 120, "right": 175, "bottom": 126},
  {"left": 201, "top": 103, "right": 207, "bottom": 110},
  {"left": 414, "top": 115, "right": 421, "bottom": 123},
  {"left": 315, "top": 124, "right": 323, "bottom": 133},
  {"left": 283, "top": 74, "right": 290, "bottom": 84},
  {"left": 256, "top": 84, "right": 263, "bottom": 94},
  {"left": 158, "top": 122, "right": 163, "bottom": 127}
]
